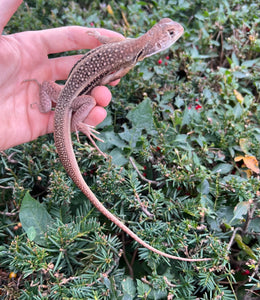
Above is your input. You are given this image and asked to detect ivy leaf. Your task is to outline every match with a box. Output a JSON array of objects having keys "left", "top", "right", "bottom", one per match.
[
  {"left": 127, "top": 98, "right": 154, "bottom": 131},
  {"left": 109, "top": 148, "right": 128, "bottom": 166},
  {"left": 136, "top": 279, "right": 151, "bottom": 297},
  {"left": 122, "top": 277, "right": 136, "bottom": 300},
  {"left": 19, "top": 191, "right": 53, "bottom": 246},
  {"left": 181, "top": 107, "right": 191, "bottom": 127}
]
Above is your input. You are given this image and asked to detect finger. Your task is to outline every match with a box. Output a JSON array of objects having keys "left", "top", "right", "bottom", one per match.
[
  {"left": 109, "top": 79, "right": 120, "bottom": 86},
  {"left": 48, "top": 55, "right": 83, "bottom": 81},
  {"left": 0, "top": 0, "right": 22, "bottom": 34},
  {"left": 84, "top": 106, "right": 107, "bottom": 126},
  {"left": 91, "top": 86, "right": 112, "bottom": 107},
  {"left": 37, "top": 26, "right": 124, "bottom": 55}
]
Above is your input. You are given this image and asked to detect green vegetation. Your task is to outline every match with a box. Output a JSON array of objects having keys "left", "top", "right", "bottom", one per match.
[{"left": 1, "top": 0, "right": 260, "bottom": 299}]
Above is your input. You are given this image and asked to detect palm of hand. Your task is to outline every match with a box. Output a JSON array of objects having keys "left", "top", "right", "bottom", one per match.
[
  {"left": 0, "top": 31, "right": 55, "bottom": 149},
  {"left": 0, "top": 27, "right": 119, "bottom": 150}
]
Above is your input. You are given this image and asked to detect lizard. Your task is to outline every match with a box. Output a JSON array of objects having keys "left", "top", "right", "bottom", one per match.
[{"left": 31, "top": 18, "right": 211, "bottom": 262}]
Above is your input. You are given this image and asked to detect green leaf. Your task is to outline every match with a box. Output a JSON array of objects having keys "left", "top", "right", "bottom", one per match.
[
  {"left": 119, "top": 125, "right": 142, "bottom": 149},
  {"left": 231, "top": 52, "right": 239, "bottom": 66},
  {"left": 122, "top": 277, "right": 136, "bottom": 300},
  {"left": 241, "top": 58, "right": 259, "bottom": 67},
  {"left": 197, "top": 179, "right": 210, "bottom": 195},
  {"left": 109, "top": 148, "right": 128, "bottom": 166},
  {"left": 239, "top": 138, "right": 251, "bottom": 154},
  {"left": 248, "top": 218, "right": 260, "bottom": 233},
  {"left": 233, "top": 71, "right": 248, "bottom": 78},
  {"left": 233, "top": 103, "right": 243, "bottom": 119},
  {"left": 137, "top": 279, "right": 151, "bottom": 298},
  {"left": 231, "top": 201, "right": 250, "bottom": 223},
  {"left": 212, "top": 163, "right": 233, "bottom": 174},
  {"left": 207, "top": 206, "right": 234, "bottom": 231},
  {"left": 19, "top": 191, "right": 53, "bottom": 246},
  {"left": 103, "top": 131, "right": 126, "bottom": 148},
  {"left": 119, "top": 123, "right": 134, "bottom": 143},
  {"left": 26, "top": 226, "right": 37, "bottom": 241},
  {"left": 234, "top": 234, "right": 257, "bottom": 259},
  {"left": 174, "top": 134, "right": 187, "bottom": 143},
  {"left": 127, "top": 98, "right": 154, "bottom": 131},
  {"left": 174, "top": 96, "right": 184, "bottom": 108},
  {"left": 140, "top": 66, "right": 153, "bottom": 81},
  {"left": 181, "top": 107, "right": 191, "bottom": 127}
]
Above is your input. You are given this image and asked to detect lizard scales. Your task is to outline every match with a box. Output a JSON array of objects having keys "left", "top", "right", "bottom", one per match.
[{"left": 52, "top": 19, "right": 209, "bottom": 261}]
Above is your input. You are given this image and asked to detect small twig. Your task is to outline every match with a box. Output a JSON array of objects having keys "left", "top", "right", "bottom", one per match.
[
  {"left": 59, "top": 250, "right": 123, "bottom": 287},
  {"left": 163, "top": 276, "right": 177, "bottom": 288},
  {"left": 248, "top": 258, "right": 260, "bottom": 283},
  {"left": 130, "top": 248, "right": 138, "bottom": 266},
  {"left": 121, "top": 232, "right": 134, "bottom": 278},
  {"left": 129, "top": 157, "right": 158, "bottom": 185},
  {"left": 0, "top": 151, "right": 18, "bottom": 163},
  {"left": 227, "top": 227, "right": 243, "bottom": 251},
  {"left": 134, "top": 191, "right": 154, "bottom": 218},
  {"left": 0, "top": 211, "right": 18, "bottom": 216},
  {"left": 141, "top": 276, "right": 151, "bottom": 285},
  {"left": 0, "top": 185, "right": 14, "bottom": 190},
  {"left": 243, "top": 201, "right": 256, "bottom": 234},
  {"left": 215, "top": 22, "right": 224, "bottom": 65},
  {"left": 244, "top": 288, "right": 260, "bottom": 299},
  {"left": 246, "top": 232, "right": 260, "bottom": 236}
]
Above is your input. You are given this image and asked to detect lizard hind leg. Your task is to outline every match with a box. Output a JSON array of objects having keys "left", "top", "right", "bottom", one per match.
[{"left": 71, "top": 95, "right": 107, "bottom": 157}]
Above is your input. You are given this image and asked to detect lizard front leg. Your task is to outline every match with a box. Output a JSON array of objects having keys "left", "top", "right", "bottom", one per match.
[
  {"left": 38, "top": 81, "right": 61, "bottom": 113},
  {"left": 24, "top": 80, "right": 61, "bottom": 113},
  {"left": 71, "top": 95, "right": 106, "bottom": 157}
]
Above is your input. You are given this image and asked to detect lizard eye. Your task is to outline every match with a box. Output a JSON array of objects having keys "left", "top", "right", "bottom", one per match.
[{"left": 168, "top": 29, "right": 175, "bottom": 37}]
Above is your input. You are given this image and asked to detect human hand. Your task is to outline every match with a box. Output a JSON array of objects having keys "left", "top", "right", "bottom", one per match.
[{"left": 0, "top": 0, "right": 122, "bottom": 151}]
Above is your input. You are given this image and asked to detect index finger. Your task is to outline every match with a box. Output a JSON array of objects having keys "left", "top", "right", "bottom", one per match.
[{"left": 36, "top": 26, "right": 124, "bottom": 55}]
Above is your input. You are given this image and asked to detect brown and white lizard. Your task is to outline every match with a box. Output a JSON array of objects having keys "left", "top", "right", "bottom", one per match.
[{"left": 31, "top": 19, "right": 210, "bottom": 261}]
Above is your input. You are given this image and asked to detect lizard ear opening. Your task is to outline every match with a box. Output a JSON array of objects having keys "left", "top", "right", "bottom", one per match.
[{"left": 136, "top": 49, "right": 144, "bottom": 61}]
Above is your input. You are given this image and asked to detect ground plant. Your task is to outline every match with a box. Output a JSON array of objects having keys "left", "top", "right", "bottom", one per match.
[{"left": 0, "top": 0, "right": 260, "bottom": 299}]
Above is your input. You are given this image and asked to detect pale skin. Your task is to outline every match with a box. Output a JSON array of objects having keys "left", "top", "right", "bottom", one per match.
[{"left": 0, "top": 0, "right": 121, "bottom": 151}]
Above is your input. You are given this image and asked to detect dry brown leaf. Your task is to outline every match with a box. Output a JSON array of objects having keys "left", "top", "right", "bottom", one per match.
[
  {"left": 234, "top": 155, "right": 260, "bottom": 174},
  {"left": 234, "top": 156, "right": 244, "bottom": 162},
  {"left": 243, "top": 155, "right": 260, "bottom": 174}
]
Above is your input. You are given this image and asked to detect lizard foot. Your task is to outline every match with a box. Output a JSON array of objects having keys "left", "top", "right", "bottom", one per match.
[{"left": 77, "top": 122, "right": 107, "bottom": 158}]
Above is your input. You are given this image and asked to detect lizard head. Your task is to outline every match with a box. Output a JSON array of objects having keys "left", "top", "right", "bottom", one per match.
[{"left": 136, "top": 18, "right": 184, "bottom": 61}]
